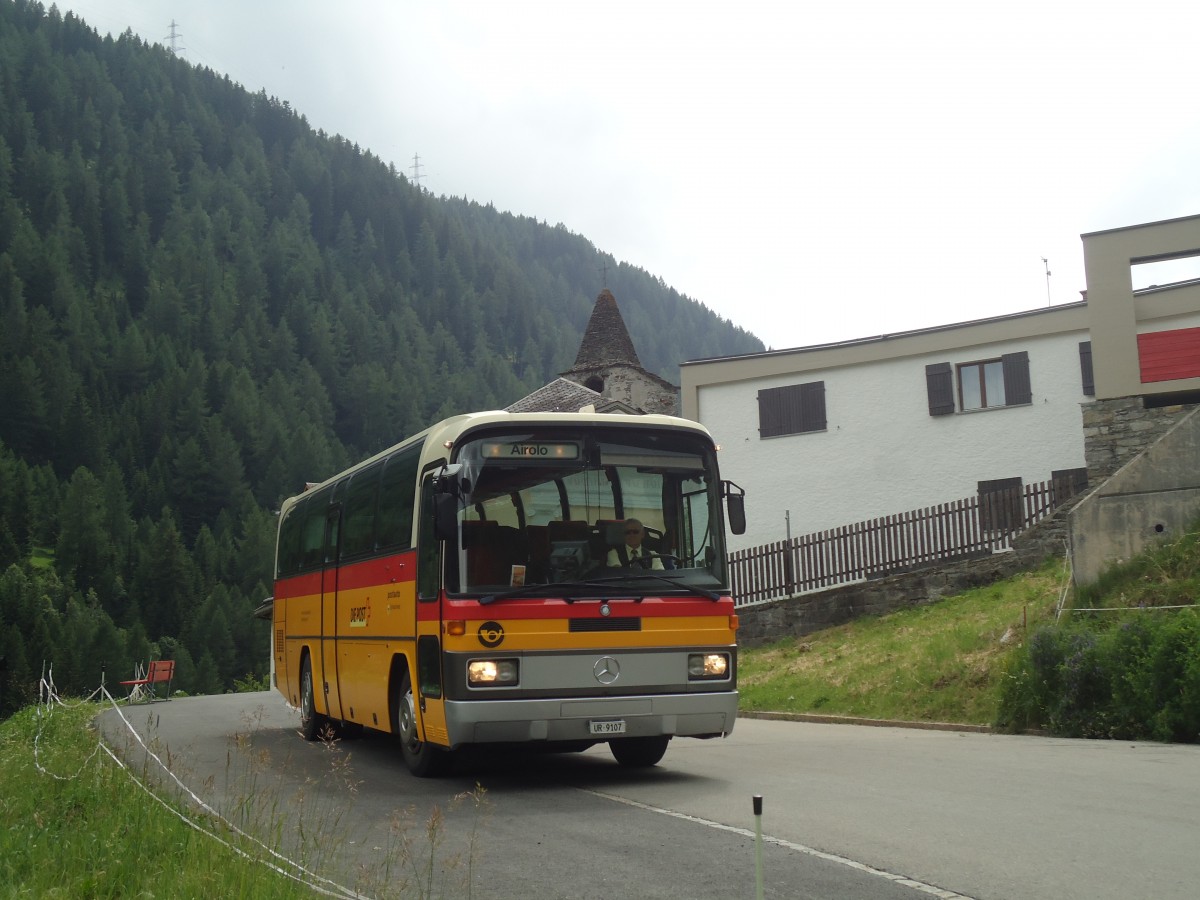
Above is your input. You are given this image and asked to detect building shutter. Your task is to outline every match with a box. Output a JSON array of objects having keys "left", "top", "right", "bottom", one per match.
[
  {"left": 757, "top": 387, "right": 785, "bottom": 437},
  {"left": 1001, "top": 351, "right": 1032, "bottom": 405},
  {"left": 800, "top": 381, "right": 826, "bottom": 432},
  {"left": 758, "top": 382, "right": 826, "bottom": 437},
  {"left": 1078, "top": 341, "right": 1094, "bottom": 397},
  {"left": 925, "top": 362, "right": 955, "bottom": 416}
]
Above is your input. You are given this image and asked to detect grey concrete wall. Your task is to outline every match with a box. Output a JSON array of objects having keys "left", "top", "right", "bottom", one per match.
[
  {"left": 1069, "top": 403, "right": 1200, "bottom": 586},
  {"left": 736, "top": 506, "right": 1073, "bottom": 647}
]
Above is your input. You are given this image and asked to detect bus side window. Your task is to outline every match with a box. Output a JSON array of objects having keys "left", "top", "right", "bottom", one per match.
[
  {"left": 341, "top": 463, "right": 383, "bottom": 560},
  {"left": 377, "top": 446, "right": 420, "bottom": 551},
  {"left": 323, "top": 502, "right": 341, "bottom": 566},
  {"left": 417, "top": 472, "right": 443, "bottom": 600},
  {"left": 299, "top": 495, "right": 327, "bottom": 570},
  {"left": 276, "top": 500, "right": 299, "bottom": 576}
]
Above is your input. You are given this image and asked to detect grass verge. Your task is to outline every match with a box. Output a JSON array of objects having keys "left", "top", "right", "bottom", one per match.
[
  {"left": 738, "top": 557, "right": 1069, "bottom": 725},
  {"left": 0, "top": 701, "right": 312, "bottom": 899},
  {"left": 1, "top": 698, "right": 489, "bottom": 899}
]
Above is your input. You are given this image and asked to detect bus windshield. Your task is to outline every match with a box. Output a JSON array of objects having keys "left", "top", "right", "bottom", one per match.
[{"left": 447, "top": 426, "right": 726, "bottom": 596}]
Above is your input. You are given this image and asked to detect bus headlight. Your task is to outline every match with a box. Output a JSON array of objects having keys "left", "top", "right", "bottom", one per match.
[
  {"left": 467, "top": 659, "right": 519, "bottom": 687},
  {"left": 688, "top": 653, "right": 730, "bottom": 680}
]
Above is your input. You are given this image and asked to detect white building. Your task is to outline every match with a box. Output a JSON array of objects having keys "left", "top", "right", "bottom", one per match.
[
  {"left": 681, "top": 213, "right": 1200, "bottom": 556},
  {"left": 681, "top": 304, "right": 1093, "bottom": 552}
]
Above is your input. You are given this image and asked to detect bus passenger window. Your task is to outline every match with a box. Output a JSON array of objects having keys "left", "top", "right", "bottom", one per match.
[
  {"left": 342, "top": 464, "right": 382, "bottom": 559},
  {"left": 299, "top": 499, "right": 327, "bottom": 570},
  {"left": 277, "top": 501, "right": 303, "bottom": 576},
  {"left": 417, "top": 473, "right": 442, "bottom": 600},
  {"left": 377, "top": 447, "right": 419, "bottom": 551}
]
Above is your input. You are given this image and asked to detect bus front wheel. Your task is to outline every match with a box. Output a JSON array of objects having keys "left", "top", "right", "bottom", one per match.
[
  {"left": 609, "top": 736, "right": 670, "bottom": 768},
  {"left": 394, "top": 668, "right": 448, "bottom": 777}
]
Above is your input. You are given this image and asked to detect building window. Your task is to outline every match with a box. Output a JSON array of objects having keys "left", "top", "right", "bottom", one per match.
[
  {"left": 758, "top": 382, "right": 826, "bottom": 438},
  {"left": 959, "top": 359, "right": 1005, "bottom": 409},
  {"left": 956, "top": 352, "right": 1031, "bottom": 411}
]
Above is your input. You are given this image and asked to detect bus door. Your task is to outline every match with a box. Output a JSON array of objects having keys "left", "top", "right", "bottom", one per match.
[
  {"left": 415, "top": 470, "right": 450, "bottom": 748},
  {"left": 320, "top": 501, "right": 345, "bottom": 723}
]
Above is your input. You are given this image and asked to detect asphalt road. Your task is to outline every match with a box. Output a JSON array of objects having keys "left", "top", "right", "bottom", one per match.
[{"left": 99, "top": 693, "right": 1200, "bottom": 899}]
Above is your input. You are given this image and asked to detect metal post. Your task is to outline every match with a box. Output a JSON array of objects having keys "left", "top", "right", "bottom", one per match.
[
  {"left": 784, "top": 511, "right": 795, "bottom": 593},
  {"left": 753, "top": 794, "right": 764, "bottom": 900}
]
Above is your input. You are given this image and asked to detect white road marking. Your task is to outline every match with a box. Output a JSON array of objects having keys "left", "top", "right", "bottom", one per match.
[{"left": 580, "top": 788, "right": 976, "bottom": 900}]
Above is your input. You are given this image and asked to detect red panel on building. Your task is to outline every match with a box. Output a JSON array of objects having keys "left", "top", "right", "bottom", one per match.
[{"left": 1138, "top": 327, "right": 1200, "bottom": 383}]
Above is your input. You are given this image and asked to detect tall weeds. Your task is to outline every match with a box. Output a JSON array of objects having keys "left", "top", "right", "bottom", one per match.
[{"left": 1, "top": 695, "right": 490, "bottom": 899}]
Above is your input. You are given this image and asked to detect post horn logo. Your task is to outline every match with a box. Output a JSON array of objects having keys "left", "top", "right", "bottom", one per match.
[{"left": 478, "top": 621, "right": 504, "bottom": 648}]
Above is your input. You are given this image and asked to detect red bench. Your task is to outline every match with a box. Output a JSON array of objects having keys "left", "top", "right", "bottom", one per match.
[{"left": 119, "top": 659, "right": 175, "bottom": 702}]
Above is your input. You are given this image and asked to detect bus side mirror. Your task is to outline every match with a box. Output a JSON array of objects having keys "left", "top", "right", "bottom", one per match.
[
  {"left": 432, "top": 464, "right": 463, "bottom": 541},
  {"left": 723, "top": 481, "right": 746, "bottom": 535}
]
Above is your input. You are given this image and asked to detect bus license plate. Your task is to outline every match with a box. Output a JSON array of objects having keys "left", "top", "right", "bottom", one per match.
[{"left": 589, "top": 720, "right": 626, "bottom": 735}]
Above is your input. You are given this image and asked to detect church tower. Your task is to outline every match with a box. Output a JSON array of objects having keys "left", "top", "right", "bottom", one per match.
[
  {"left": 559, "top": 289, "right": 679, "bottom": 415},
  {"left": 506, "top": 288, "right": 680, "bottom": 415}
]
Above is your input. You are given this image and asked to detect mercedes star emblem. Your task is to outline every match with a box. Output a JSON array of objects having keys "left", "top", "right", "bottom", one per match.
[{"left": 593, "top": 656, "right": 620, "bottom": 685}]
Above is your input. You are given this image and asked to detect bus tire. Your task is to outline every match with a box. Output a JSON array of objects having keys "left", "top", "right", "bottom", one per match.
[
  {"left": 395, "top": 667, "right": 448, "bottom": 777},
  {"left": 609, "top": 736, "right": 670, "bottom": 768},
  {"left": 298, "top": 654, "right": 328, "bottom": 741}
]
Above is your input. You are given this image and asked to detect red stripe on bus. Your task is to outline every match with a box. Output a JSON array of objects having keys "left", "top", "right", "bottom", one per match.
[
  {"left": 273, "top": 551, "right": 418, "bottom": 597},
  {"left": 274, "top": 570, "right": 322, "bottom": 599},
  {"left": 334, "top": 551, "right": 418, "bottom": 590},
  {"left": 441, "top": 596, "right": 734, "bottom": 619}
]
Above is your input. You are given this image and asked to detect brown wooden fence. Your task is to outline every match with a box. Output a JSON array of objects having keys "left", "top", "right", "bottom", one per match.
[{"left": 728, "top": 474, "right": 1085, "bottom": 607}]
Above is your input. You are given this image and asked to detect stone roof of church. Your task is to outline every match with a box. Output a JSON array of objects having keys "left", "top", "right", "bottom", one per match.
[
  {"left": 505, "top": 378, "right": 638, "bottom": 414},
  {"left": 566, "top": 289, "right": 642, "bottom": 372},
  {"left": 505, "top": 378, "right": 600, "bottom": 413}
]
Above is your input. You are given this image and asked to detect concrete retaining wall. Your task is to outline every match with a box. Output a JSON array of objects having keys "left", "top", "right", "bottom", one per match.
[{"left": 1070, "top": 403, "right": 1200, "bottom": 586}]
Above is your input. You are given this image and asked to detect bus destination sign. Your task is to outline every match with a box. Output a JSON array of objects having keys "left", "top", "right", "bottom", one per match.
[{"left": 481, "top": 441, "right": 581, "bottom": 460}]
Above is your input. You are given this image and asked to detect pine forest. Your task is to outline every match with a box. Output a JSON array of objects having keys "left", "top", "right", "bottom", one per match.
[{"left": 0, "top": 1, "right": 764, "bottom": 714}]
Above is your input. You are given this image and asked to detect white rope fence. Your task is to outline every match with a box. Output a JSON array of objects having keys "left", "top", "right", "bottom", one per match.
[{"left": 33, "top": 666, "right": 370, "bottom": 900}]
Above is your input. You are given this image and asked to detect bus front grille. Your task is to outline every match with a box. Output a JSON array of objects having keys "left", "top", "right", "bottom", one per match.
[{"left": 569, "top": 617, "right": 641, "bottom": 632}]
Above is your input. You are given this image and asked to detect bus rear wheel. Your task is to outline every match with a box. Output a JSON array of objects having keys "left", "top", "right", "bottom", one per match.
[
  {"left": 609, "top": 736, "right": 670, "bottom": 768},
  {"left": 298, "top": 655, "right": 328, "bottom": 741},
  {"left": 395, "top": 668, "right": 448, "bottom": 777}
]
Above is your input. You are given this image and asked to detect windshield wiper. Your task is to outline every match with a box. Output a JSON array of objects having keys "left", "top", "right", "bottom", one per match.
[
  {"left": 601, "top": 571, "right": 723, "bottom": 601},
  {"left": 479, "top": 571, "right": 723, "bottom": 605},
  {"left": 494, "top": 570, "right": 721, "bottom": 603},
  {"left": 479, "top": 579, "right": 639, "bottom": 606}
]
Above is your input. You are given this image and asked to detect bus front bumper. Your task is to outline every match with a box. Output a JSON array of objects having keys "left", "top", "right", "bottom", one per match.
[{"left": 442, "top": 691, "right": 738, "bottom": 748}]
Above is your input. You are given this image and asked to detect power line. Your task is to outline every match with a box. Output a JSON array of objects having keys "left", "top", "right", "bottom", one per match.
[{"left": 410, "top": 153, "right": 425, "bottom": 189}]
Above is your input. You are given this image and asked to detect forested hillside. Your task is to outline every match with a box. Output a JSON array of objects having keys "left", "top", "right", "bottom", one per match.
[{"left": 0, "top": 0, "right": 763, "bottom": 714}]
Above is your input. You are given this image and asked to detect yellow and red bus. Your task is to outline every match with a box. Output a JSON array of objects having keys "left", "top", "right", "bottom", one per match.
[{"left": 272, "top": 411, "right": 745, "bottom": 776}]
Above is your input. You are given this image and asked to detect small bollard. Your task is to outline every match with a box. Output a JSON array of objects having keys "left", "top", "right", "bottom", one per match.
[{"left": 753, "top": 794, "right": 764, "bottom": 900}]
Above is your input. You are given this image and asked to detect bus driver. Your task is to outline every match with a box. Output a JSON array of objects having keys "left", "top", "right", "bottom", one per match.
[{"left": 607, "top": 518, "right": 664, "bottom": 570}]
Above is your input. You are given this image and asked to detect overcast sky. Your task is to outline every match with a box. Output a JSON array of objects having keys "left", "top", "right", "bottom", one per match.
[{"left": 57, "top": 0, "right": 1200, "bottom": 351}]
